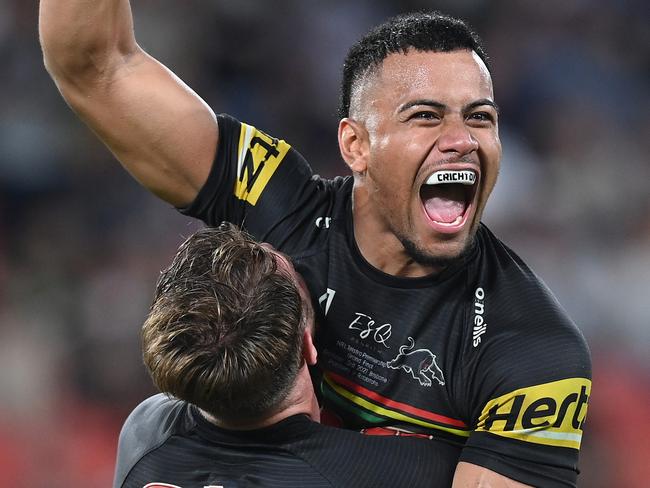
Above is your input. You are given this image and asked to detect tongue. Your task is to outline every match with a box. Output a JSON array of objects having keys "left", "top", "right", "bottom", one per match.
[{"left": 422, "top": 185, "right": 466, "bottom": 223}]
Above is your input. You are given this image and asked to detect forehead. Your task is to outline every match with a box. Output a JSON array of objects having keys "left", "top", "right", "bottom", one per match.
[{"left": 357, "top": 49, "right": 494, "bottom": 113}]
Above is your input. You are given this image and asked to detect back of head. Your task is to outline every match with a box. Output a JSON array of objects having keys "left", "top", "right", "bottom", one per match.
[
  {"left": 339, "top": 11, "right": 490, "bottom": 119},
  {"left": 142, "top": 223, "right": 304, "bottom": 424}
]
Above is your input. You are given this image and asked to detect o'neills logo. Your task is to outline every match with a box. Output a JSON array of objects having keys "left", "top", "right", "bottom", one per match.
[{"left": 472, "top": 287, "right": 486, "bottom": 347}]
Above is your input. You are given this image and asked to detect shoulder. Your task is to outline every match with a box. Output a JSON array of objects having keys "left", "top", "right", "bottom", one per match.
[
  {"left": 475, "top": 224, "right": 547, "bottom": 284},
  {"left": 464, "top": 226, "right": 591, "bottom": 437},
  {"left": 263, "top": 173, "right": 352, "bottom": 254},
  {"left": 458, "top": 228, "right": 591, "bottom": 485},
  {"left": 293, "top": 421, "right": 460, "bottom": 486},
  {"left": 474, "top": 224, "right": 589, "bottom": 351},
  {"left": 120, "top": 393, "right": 187, "bottom": 436},
  {"left": 183, "top": 112, "right": 351, "bottom": 249},
  {"left": 114, "top": 394, "right": 189, "bottom": 486},
  {"left": 470, "top": 226, "right": 591, "bottom": 370}
]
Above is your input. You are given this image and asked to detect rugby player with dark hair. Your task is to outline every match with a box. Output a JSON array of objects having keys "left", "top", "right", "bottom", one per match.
[
  {"left": 114, "top": 223, "right": 460, "bottom": 487},
  {"left": 41, "top": 3, "right": 591, "bottom": 486}
]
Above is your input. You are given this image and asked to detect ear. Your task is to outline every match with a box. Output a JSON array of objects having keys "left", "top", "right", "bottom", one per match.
[
  {"left": 338, "top": 118, "right": 369, "bottom": 174},
  {"left": 302, "top": 330, "right": 318, "bottom": 366}
]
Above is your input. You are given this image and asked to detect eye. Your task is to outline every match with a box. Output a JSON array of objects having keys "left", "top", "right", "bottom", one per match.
[
  {"left": 470, "top": 112, "right": 492, "bottom": 121},
  {"left": 470, "top": 112, "right": 494, "bottom": 122},
  {"left": 467, "top": 111, "right": 495, "bottom": 125},
  {"left": 409, "top": 111, "right": 440, "bottom": 122}
]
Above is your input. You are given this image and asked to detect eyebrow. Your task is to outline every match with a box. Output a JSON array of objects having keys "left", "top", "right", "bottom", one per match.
[
  {"left": 465, "top": 98, "right": 500, "bottom": 114},
  {"left": 398, "top": 98, "right": 499, "bottom": 114},
  {"left": 398, "top": 99, "right": 446, "bottom": 113}
]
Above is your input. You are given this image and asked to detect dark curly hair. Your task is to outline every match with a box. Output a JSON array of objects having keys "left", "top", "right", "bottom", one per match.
[{"left": 339, "top": 11, "right": 490, "bottom": 119}]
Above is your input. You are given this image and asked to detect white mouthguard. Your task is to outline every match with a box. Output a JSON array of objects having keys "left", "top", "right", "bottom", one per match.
[{"left": 425, "top": 170, "right": 476, "bottom": 186}]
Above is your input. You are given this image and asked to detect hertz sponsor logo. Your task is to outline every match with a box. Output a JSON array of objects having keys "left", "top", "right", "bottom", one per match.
[
  {"left": 234, "top": 123, "right": 290, "bottom": 205},
  {"left": 476, "top": 378, "right": 591, "bottom": 449}
]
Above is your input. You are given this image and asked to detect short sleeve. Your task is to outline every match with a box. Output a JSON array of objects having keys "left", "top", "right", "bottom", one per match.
[
  {"left": 459, "top": 233, "right": 592, "bottom": 487},
  {"left": 179, "top": 114, "right": 327, "bottom": 248}
]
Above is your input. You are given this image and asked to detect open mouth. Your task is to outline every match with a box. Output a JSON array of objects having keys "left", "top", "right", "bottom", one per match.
[{"left": 419, "top": 169, "right": 478, "bottom": 232}]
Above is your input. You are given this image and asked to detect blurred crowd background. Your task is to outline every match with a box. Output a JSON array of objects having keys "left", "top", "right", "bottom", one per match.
[{"left": 0, "top": 0, "right": 648, "bottom": 486}]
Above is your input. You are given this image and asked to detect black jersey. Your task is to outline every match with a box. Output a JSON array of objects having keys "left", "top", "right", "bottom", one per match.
[
  {"left": 180, "top": 114, "right": 592, "bottom": 487},
  {"left": 114, "top": 394, "right": 460, "bottom": 488}
]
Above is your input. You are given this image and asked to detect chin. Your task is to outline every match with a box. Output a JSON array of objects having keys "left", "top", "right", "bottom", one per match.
[{"left": 401, "top": 231, "right": 475, "bottom": 269}]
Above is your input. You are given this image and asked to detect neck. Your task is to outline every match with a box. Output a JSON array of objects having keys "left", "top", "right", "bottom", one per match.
[
  {"left": 200, "top": 364, "right": 320, "bottom": 431},
  {"left": 351, "top": 185, "right": 442, "bottom": 277}
]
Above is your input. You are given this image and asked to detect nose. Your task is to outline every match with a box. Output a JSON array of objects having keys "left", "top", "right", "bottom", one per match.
[{"left": 437, "top": 118, "right": 479, "bottom": 156}]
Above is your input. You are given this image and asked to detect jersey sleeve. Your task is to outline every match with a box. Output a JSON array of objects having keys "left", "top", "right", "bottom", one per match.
[
  {"left": 113, "top": 394, "right": 186, "bottom": 488},
  {"left": 179, "top": 114, "right": 336, "bottom": 252},
  {"left": 458, "top": 233, "right": 592, "bottom": 487}
]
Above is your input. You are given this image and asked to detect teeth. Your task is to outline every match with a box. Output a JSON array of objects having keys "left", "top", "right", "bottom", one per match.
[
  {"left": 433, "top": 215, "right": 463, "bottom": 226},
  {"left": 425, "top": 170, "right": 476, "bottom": 186}
]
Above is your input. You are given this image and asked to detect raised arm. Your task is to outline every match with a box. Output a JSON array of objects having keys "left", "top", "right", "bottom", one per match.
[{"left": 39, "top": 0, "right": 217, "bottom": 207}]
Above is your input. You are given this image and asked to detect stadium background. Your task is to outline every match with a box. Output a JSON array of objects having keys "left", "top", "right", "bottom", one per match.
[{"left": 0, "top": 0, "right": 648, "bottom": 486}]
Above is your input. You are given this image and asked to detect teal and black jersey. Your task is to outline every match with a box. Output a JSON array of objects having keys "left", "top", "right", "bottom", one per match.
[
  {"left": 180, "top": 114, "right": 592, "bottom": 487},
  {"left": 114, "top": 394, "right": 460, "bottom": 488}
]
